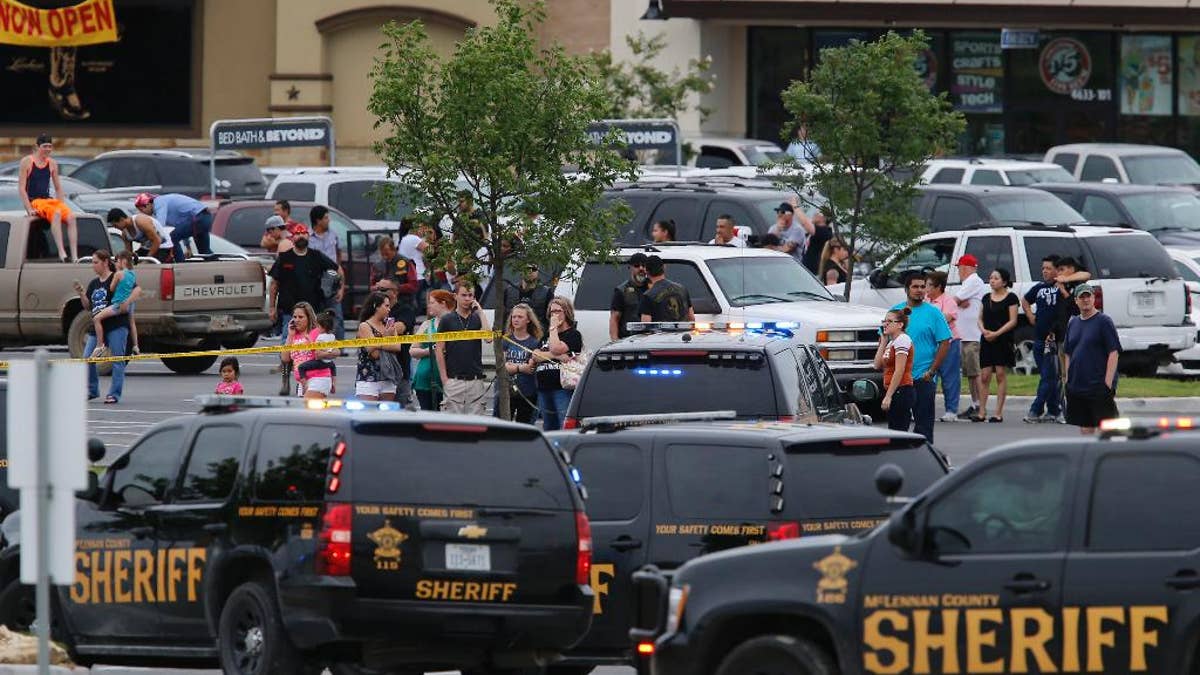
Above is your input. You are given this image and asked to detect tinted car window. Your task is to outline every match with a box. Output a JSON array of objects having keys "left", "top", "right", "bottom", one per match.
[
  {"left": 1052, "top": 152, "right": 1079, "bottom": 174},
  {"left": 330, "top": 180, "right": 411, "bottom": 221},
  {"left": 1080, "top": 155, "right": 1120, "bottom": 182},
  {"left": 1123, "top": 153, "right": 1200, "bottom": 184},
  {"left": 109, "top": 427, "right": 186, "bottom": 507},
  {"left": 109, "top": 158, "right": 157, "bottom": 188},
  {"left": 1022, "top": 235, "right": 1086, "bottom": 279},
  {"left": 577, "top": 354, "right": 777, "bottom": 418},
  {"left": 981, "top": 193, "right": 1083, "bottom": 225},
  {"left": 664, "top": 261, "right": 717, "bottom": 309},
  {"left": 665, "top": 443, "right": 770, "bottom": 519},
  {"left": 970, "top": 170, "right": 1004, "bottom": 185},
  {"left": 890, "top": 237, "right": 956, "bottom": 276},
  {"left": 72, "top": 159, "right": 113, "bottom": 188},
  {"left": 28, "top": 217, "right": 107, "bottom": 260},
  {"left": 603, "top": 193, "right": 654, "bottom": 244},
  {"left": 930, "top": 168, "right": 965, "bottom": 184},
  {"left": 786, "top": 440, "right": 945, "bottom": 518},
  {"left": 1088, "top": 453, "right": 1200, "bottom": 551},
  {"left": 351, "top": 424, "right": 570, "bottom": 509},
  {"left": 1175, "top": 260, "right": 1200, "bottom": 283},
  {"left": 572, "top": 442, "right": 644, "bottom": 521},
  {"left": 1083, "top": 234, "right": 1175, "bottom": 279},
  {"left": 703, "top": 200, "right": 759, "bottom": 241},
  {"left": 963, "top": 235, "right": 1014, "bottom": 278},
  {"left": 254, "top": 424, "right": 335, "bottom": 501},
  {"left": 929, "top": 196, "right": 984, "bottom": 230},
  {"left": 696, "top": 147, "right": 738, "bottom": 169},
  {"left": 272, "top": 181, "right": 317, "bottom": 202},
  {"left": 1006, "top": 167, "right": 1075, "bottom": 185},
  {"left": 795, "top": 348, "right": 833, "bottom": 413},
  {"left": 225, "top": 206, "right": 275, "bottom": 247},
  {"left": 772, "top": 349, "right": 811, "bottom": 419},
  {"left": 926, "top": 457, "right": 1070, "bottom": 555},
  {"left": 574, "top": 262, "right": 627, "bottom": 311},
  {"left": 177, "top": 425, "right": 244, "bottom": 502},
  {"left": 215, "top": 160, "right": 267, "bottom": 196},
  {"left": 0, "top": 222, "right": 10, "bottom": 264},
  {"left": 158, "top": 160, "right": 207, "bottom": 186},
  {"left": 1079, "top": 195, "right": 1123, "bottom": 224},
  {"left": 647, "top": 198, "right": 703, "bottom": 241},
  {"left": 1120, "top": 192, "right": 1200, "bottom": 232}
]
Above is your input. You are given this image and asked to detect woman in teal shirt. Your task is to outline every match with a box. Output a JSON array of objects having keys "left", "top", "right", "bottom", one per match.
[{"left": 412, "top": 289, "right": 455, "bottom": 410}]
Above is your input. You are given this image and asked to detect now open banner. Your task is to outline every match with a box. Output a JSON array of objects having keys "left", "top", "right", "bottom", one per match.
[{"left": 0, "top": 0, "right": 117, "bottom": 48}]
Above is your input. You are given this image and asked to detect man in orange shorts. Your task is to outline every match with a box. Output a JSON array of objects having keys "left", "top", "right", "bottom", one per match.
[{"left": 19, "top": 133, "right": 78, "bottom": 262}]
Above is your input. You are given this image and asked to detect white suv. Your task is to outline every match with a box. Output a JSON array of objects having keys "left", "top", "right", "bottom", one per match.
[
  {"left": 265, "top": 167, "right": 408, "bottom": 231},
  {"left": 555, "top": 244, "right": 888, "bottom": 395},
  {"left": 921, "top": 158, "right": 1075, "bottom": 186},
  {"left": 1044, "top": 143, "right": 1200, "bottom": 186},
  {"left": 829, "top": 225, "right": 1196, "bottom": 376}
]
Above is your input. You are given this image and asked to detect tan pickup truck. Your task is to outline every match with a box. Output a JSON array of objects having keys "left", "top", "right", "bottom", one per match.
[{"left": 0, "top": 212, "right": 270, "bottom": 374}]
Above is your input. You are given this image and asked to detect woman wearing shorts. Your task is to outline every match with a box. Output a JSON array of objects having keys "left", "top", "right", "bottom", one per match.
[
  {"left": 280, "top": 302, "right": 335, "bottom": 399},
  {"left": 355, "top": 292, "right": 403, "bottom": 400}
]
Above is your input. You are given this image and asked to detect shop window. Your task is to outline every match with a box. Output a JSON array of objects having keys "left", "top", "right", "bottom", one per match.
[
  {"left": 1120, "top": 35, "right": 1172, "bottom": 117},
  {"left": 1179, "top": 35, "right": 1200, "bottom": 116},
  {"left": 748, "top": 27, "right": 810, "bottom": 145},
  {"left": 951, "top": 32, "right": 1003, "bottom": 114}
]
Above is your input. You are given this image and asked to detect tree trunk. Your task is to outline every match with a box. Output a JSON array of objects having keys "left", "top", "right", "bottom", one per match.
[{"left": 492, "top": 255, "right": 511, "bottom": 421}]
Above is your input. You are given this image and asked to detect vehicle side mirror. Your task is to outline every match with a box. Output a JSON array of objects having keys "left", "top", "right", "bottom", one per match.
[
  {"left": 76, "top": 472, "right": 101, "bottom": 503},
  {"left": 868, "top": 267, "right": 887, "bottom": 289},
  {"left": 692, "top": 298, "right": 720, "bottom": 315},
  {"left": 87, "top": 437, "right": 106, "bottom": 464},
  {"left": 886, "top": 506, "right": 920, "bottom": 556},
  {"left": 850, "top": 379, "right": 879, "bottom": 403}
]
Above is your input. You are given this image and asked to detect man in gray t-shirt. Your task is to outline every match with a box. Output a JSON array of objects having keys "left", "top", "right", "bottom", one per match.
[{"left": 767, "top": 202, "right": 809, "bottom": 262}]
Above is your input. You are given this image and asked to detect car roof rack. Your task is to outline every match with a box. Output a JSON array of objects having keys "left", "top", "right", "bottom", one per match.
[
  {"left": 579, "top": 410, "right": 738, "bottom": 432},
  {"left": 953, "top": 220, "right": 1083, "bottom": 233},
  {"left": 198, "top": 394, "right": 408, "bottom": 414}
]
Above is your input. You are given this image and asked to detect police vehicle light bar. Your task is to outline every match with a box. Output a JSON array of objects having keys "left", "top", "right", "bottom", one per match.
[
  {"left": 626, "top": 321, "right": 799, "bottom": 334},
  {"left": 1099, "top": 416, "right": 1197, "bottom": 438},
  {"left": 198, "top": 395, "right": 405, "bottom": 413},
  {"left": 579, "top": 410, "right": 737, "bottom": 431}
]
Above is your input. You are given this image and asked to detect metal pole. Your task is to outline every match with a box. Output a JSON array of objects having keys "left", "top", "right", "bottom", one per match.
[
  {"left": 209, "top": 119, "right": 219, "bottom": 199},
  {"left": 34, "top": 349, "right": 49, "bottom": 675},
  {"left": 674, "top": 121, "right": 682, "bottom": 177},
  {"left": 327, "top": 119, "right": 336, "bottom": 167}
]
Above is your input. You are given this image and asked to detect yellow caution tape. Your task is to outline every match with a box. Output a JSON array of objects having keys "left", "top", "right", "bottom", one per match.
[{"left": 0, "top": 330, "right": 498, "bottom": 369}]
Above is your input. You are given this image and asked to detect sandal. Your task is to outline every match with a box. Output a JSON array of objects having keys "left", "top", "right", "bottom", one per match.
[
  {"left": 103, "top": 395, "right": 118, "bottom": 405},
  {"left": 988, "top": 416, "right": 1003, "bottom": 423}
]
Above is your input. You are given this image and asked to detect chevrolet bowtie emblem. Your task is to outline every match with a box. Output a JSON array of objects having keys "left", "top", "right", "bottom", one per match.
[{"left": 458, "top": 525, "right": 488, "bottom": 539}]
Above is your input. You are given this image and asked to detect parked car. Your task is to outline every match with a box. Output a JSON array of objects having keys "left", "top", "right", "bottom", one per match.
[
  {"left": 920, "top": 157, "right": 1076, "bottom": 186},
  {"left": 830, "top": 224, "right": 1195, "bottom": 376},
  {"left": 1033, "top": 182, "right": 1200, "bottom": 246},
  {"left": 72, "top": 149, "right": 268, "bottom": 199},
  {"left": 1045, "top": 142, "right": 1200, "bottom": 187},
  {"left": 265, "top": 167, "right": 412, "bottom": 230},
  {"left": 664, "top": 137, "right": 789, "bottom": 169},
  {"left": 913, "top": 184, "right": 1086, "bottom": 231},
  {"left": 0, "top": 155, "right": 88, "bottom": 177},
  {"left": 1166, "top": 247, "right": 1200, "bottom": 371}
]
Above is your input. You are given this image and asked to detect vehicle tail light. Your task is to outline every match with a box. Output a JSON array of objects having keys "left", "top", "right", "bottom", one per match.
[
  {"left": 767, "top": 522, "right": 802, "bottom": 541},
  {"left": 1186, "top": 286, "right": 1193, "bottom": 324},
  {"left": 563, "top": 417, "right": 580, "bottom": 430},
  {"left": 637, "top": 642, "right": 655, "bottom": 656},
  {"left": 841, "top": 438, "right": 890, "bottom": 447},
  {"left": 777, "top": 415, "right": 795, "bottom": 423},
  {"left": 575, "top": 511, "right": 592, "bottom": 585},
  {"left": 316, "top": 503, "right": 352, "bottom": 576},
  {"left": 1093, "top": 285, "right": 1104, "bottom": 312},
  {"left": 160, "top": 268, "right": 175, "bottom": 301},
  {"left": 328, "top": 440, "right": 347, "bottom": 493},
  {"left": 421, "top": 423, "right": 487, "bottom": 433}
]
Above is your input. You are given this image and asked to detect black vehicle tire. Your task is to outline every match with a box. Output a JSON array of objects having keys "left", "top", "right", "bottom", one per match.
[
  {"left": 714, "top": 634, "right": 837, "bottom": 675},
  {"left": 68, "top": 310, "right": 113, "bottom": 377},
  {"left": 218, "top": 581, "right": 307, "bottom": 675},
  {"left": 160, "top": 352, "right": 219, "bottom": 375},
  {"left": 221, "top": 333, "right": 260, "bottom": 351}
]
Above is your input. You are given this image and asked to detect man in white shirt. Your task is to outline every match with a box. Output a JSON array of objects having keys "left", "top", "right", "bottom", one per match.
[
  {"left": 399, "top": 220, "right": 429, "bottom": 280},
  {"left": 708, "top": 214, "right": 746, "bottom": 247},
  {"left": 767, "top": 202, "right": 811, "bottom": 262},
  {"left": 953, "top": 253, "right": 989, "bottom": 420}
]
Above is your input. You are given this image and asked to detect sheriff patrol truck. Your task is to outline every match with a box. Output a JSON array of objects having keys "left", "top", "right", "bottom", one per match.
[{"left": 638, "top": 417, "right": 1200, "bottom": 675}]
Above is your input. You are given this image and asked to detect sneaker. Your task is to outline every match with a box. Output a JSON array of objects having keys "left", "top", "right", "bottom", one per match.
[
  {"left": 1053, "top": 414, "right": 1067, "bottom": 424},
  {"left": 939, "top": 412, "right": 959, "bottom": 423},
  {"left": 1022, "top": 412, "right": 1042, "bottom": 424},
  {"left": 957, "top": 406, "right": 978, "bottom": 421}
]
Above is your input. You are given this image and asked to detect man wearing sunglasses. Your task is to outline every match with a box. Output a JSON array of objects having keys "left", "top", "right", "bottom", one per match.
[{"left": 610, "top": 252, "right": 649, "bottom": 341}]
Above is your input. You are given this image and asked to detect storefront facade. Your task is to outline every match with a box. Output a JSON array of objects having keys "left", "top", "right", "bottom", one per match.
[{"left": 664, "top": 0, "right": 1200, "bottom": 157}]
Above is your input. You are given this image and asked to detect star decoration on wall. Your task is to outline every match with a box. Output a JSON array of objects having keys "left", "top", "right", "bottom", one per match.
[{"left": 286, "top": 85, "right": 300, "bottom": 101}]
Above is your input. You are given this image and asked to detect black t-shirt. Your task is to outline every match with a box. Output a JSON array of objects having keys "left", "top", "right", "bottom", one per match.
[
  {"left": 535, "top": 327, "right": 584, "bottom": 390},
  {"left": 610, "top": 279, "right": 647, "bottom": 338},
  {"left": 270, "top": 249, "right": 337, "bottom": 314},
  {"left": 504, "top": 282, "right": 552, "bottom": 326},
  {"left": 802, "top": 225, "right": 833, "bottom": 274},
  {"left": 981, "top": 292, "right": 1019, "bottom": 335},
  {"left": 86, "top": 275, "right": 129, "bottom": 335},
  {"left": 638, "top": 279, "right": 692, "bottom": 322},
  {"left": 437, "top": 310, "right": 484, "bottom": 378},
  {"left": 1054, "top": 280, "right": 1083, "bottom": 341}
]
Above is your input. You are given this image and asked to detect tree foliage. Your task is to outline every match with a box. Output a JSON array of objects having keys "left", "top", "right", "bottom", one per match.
[
  {"left": 776, "top": 31, "right": 964, "bottom": 300},
  {"left": 588, "top": 31, "right": 715, "bottom": 123},
  {"left": 368, "top": 0, "right": 637, "bottom": 418}
]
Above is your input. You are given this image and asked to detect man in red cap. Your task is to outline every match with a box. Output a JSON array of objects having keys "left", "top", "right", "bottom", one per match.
[{"left": 953, "top": 253, "right": 988, "bottom": 420}]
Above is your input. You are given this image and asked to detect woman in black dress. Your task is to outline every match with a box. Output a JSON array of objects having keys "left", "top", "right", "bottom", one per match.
[{"left": 977, "top": 268, "right": 1019, "bottom": 422}]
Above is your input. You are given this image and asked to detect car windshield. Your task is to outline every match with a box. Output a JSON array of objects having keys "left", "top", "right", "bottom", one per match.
[
  {"left": 575, "top": 355, "right": 778, "bottom": 417},
  {"left": 1120, "top": 193, "right": 1200, "bottom": 231},
  {"left": 1005, "top": 167, "right": 1075, "bottom": 185},
  {"left": 214, "top": 160, "right": 268, "bottom": 196},
  {"left": 708, "top": 256, "right": 834, "bottom": 306},
  {"left": 740, "top": 145, "right": 790, "bottom": 166},
  {"left": 206, "top": 234, "right": 250, "bottom": 256},
  {"left": 981, "top": 193, "right": 1083, "bottom": 225},
  {"left": 1124, "top": 154, "right": 1200, "bottom": 185}
]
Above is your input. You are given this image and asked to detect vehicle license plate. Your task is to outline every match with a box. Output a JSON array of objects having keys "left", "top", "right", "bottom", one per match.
[
  {"left": 445, "top": 543, "right": 491, "bottom": 571},
  {"left": 208, "top": 315, "right": 233, "bottom": 331},
  {"left": 1135, "top": 292, "right": 1161, "bottom": 310}
]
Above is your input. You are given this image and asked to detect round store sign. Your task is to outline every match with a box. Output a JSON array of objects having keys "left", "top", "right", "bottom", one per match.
[{"left": 1040, "top": 37, "right": 1092, "bottom": 95}]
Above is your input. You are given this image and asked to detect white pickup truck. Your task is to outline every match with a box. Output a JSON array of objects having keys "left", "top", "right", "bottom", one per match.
[{"left": 555, "top": 244, "right": 888, "bottom": 398}]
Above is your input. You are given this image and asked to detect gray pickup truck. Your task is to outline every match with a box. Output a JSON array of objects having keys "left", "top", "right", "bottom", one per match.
[{"left": 0, "top": 213, "right": 270, "bottom": 374}]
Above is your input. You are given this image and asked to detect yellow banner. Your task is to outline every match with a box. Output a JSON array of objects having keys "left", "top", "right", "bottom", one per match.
[{"left": 0, "top": 0, "right": 117, "bottom": 48}]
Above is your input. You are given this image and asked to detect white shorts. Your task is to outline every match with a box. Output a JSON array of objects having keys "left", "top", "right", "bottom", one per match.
[
  {"left": 355, "top": 380, "right": 397, "bottom": 398},
  {"left": 303, "top": 376, "right": 333, "bottom": 396}
]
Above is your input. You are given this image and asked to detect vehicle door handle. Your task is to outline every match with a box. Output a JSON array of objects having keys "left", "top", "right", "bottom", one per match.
[
  {"left": 1004, "top": 574, "right": 1050, "bottom": 594},
  {"left": 203, "top": 523, "right": 228, "bottom": 535},
  {"left": 129, "top": 526, "right": 153, "bottom": 539},
  {"left": 1166, "top": 570, "right": 1200, "bottom": 590},
  {"left": 611, "top": 536, "right": 643, "bottom": 552}
]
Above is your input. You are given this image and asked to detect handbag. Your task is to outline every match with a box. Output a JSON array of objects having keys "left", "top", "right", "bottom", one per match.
[{"left": 559, "top": 350, "right": 591, "bottom": 390}]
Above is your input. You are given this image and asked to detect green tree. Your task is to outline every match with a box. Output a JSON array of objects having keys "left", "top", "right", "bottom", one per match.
[
  {"left": 588, "top": 31, "right": 715, "bottom": 123},
  {"left": 369, "top": 0, "right": 636, "bottom": 418},
  {"left": 776, "top": 31, "right": 964, "bottom": 300}
]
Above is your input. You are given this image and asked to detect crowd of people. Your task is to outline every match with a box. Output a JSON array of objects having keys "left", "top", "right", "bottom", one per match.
[{"left": 875, "top": 252, "right": 1122, "bottom": 439}]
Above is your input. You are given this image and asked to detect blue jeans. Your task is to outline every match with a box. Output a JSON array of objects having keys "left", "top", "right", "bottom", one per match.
[
  {"left": 332, "top": 296, "right": 345, "bottom": 341},
  {"left": 85, "top": 325, "right": 128, "bottom": 401},
  {"left": 936, "top": 339, "right": 962, "bottom": 415},
  {"left": 1030, "top": 339, "right": 1063, "bottom": 416},
  {"left": 171, "top": 210, "right": 213, "bottom": 260},
  {"left": 913, "top": 377, "right": 936, "bottom": 444},
  {"left": 538, "top": 388, "right": 573, "bottom": 431}
]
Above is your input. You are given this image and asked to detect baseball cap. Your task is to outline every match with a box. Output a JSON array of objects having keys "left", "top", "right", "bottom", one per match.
[
  {"left": 287, "top": 222, "right": 310, "bottom": 238},
  {"left": 264, "top": 215, "right": 285, "bottom": 231},
  {"left": 774, "top": 202, "right": 794, "bottom": 214},
  {"left": 35, "top": 133, "right": 51, "bottom": 146},
  {"left": 956, "top": 254, "right": 979, "bottom": 267},
  {"left": 1073, "top": 283, "right": 1095, "bottom": 298},
  {"left": 133, "top": 193, "right": 155, "bottom": 208},
  {"left": 627, "top": 252, "right": 649, "bottom": 266}
]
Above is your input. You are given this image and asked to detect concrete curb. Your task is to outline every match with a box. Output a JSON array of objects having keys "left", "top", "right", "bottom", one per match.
[
  {"left": 977, "top": 396, "right": 1200, "bottom": 414},
  {"left": 0, "top": 667, "right": 82, "bottom": 674}
]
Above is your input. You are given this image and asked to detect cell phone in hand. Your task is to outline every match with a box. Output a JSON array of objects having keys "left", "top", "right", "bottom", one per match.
[{"left": 385, "top": 317, "right": 395, "bottom": 327}]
